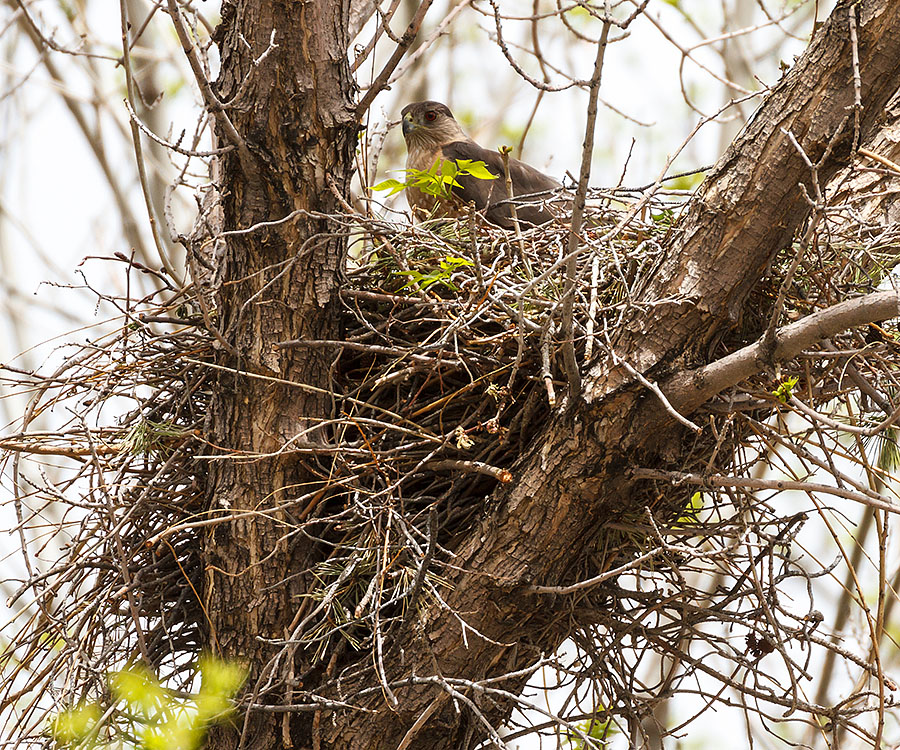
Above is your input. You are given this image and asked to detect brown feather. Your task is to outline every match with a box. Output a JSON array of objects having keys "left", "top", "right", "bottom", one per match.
[
  {"left": 440, "top": 141, "right": 561, "bottom": 228},
  {"left": 400, "top": 100, "right": 564, "bottom": 227}
]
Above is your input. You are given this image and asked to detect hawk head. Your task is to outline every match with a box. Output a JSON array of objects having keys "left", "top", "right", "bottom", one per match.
[{"left": 400, "top": 101, "right": 468, "bottom": 148}]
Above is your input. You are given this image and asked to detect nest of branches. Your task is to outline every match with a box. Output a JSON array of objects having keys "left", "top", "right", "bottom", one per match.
[{"left": 3, "top": 182, "right": 899, "bottom": 745}]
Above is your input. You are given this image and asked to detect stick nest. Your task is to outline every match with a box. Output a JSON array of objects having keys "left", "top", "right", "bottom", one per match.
[{"left": 3, "top": 186, "right": 899, "bottom": 745}]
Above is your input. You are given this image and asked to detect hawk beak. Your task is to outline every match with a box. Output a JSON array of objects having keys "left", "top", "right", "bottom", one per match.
[{"left": 401, "top": 113, "right": 416, "bottom": 136}]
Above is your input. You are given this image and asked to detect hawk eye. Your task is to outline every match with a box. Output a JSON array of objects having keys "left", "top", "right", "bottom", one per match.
[{"left": 424, "top": 111, "right": 437, "bottom": 122}]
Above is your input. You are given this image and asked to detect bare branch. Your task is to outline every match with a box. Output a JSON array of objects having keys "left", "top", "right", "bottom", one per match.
[{"left": 665, "top": 290, "right": 900, "bottom": 413}]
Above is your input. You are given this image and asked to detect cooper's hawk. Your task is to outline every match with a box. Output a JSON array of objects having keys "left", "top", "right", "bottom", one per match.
[{"left": 401, "top": 100, "right": 562, "bottom": 228}]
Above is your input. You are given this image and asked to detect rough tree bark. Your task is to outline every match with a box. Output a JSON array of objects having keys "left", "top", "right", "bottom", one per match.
[
  {"left": 201, "top": 0, "right": 357, "bottom": 748},
  {"left": 201, "top": 1, "right": 900, "bottom": 749}
]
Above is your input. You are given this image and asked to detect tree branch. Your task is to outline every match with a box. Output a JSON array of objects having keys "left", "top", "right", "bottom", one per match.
[
  {"left": 664, "top": 290, "right": 900, "bottom": 413},
  {"left": 561, "top": 18, "right": 612, "bottom": 398},
  {"left": 632, "top": 469, "right": 900, "bottom": 516},
  {"left": 355, "top": 0, "right": 435, "bottom": 117}
]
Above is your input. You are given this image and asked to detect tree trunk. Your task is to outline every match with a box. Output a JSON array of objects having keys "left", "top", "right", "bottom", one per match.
[{"left": 202, "top": 1, "right": 357, "bottom": 748}]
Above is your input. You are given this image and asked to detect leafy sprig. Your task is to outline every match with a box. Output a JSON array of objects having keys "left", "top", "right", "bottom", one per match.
[
  {"left": 49, "top": 656, "right": 245, "bottom": 750},
  {"left": 371, "top": 158, "right": 495, "bottom": 201}
]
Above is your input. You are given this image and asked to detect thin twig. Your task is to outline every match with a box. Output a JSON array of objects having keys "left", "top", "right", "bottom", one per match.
[
  {"left": 165, "top": 0, "right": 254, "bottom": 171},
  {"left": 356, "top": 0, "right": 436, "bottom": 116}
]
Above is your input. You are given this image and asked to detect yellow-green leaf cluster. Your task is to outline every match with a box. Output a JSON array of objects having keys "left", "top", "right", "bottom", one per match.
[
  {"left": 371, "top": 158, "right": 495, "bottom": 201},
  {"left": 49, "top": 656, "right": 245, "bottom": 750},
  {"left": 772, "top": 376, "right": 799, "bottom": 403}
]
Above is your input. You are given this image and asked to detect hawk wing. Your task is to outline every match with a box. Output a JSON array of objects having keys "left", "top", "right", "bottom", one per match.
[{"left": 440, "top": 141, "right": 562, "bottom": 228}]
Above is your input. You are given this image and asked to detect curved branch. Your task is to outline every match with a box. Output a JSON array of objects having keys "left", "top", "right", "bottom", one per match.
[
  {"left": 665, "top": 290, "right": 900, "bottom": 412},
  {"left": 166, "top": 0, "right": 254, "bottom": 171}
]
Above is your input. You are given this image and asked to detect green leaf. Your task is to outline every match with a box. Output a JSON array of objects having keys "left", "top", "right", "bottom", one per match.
[
  {"left": 371, "top": 158, "right": 497, "bottom": 205},
  {"left": 370, "top": 178, "right": 408, "bottom": 197},
  {"left": 50, "top": 703, "right": 101, "bottom": 744},
  {"left": 563, "top": 709, "right": 616, "bottom": 748},
  {"left": 393, "top": 253, "right": 471, "bottom": 292},
  {"left": 772, "top": 376, "right": 799, "bottom": 403},
  {"left": 198, "top": 655, "right": 246, "bottom": 699},
  {"left": 143, "top": 713, "right": 202, "bottom": 750},
  {"left": 442, "top": 175, "right": 463, "bottom": 192},
  {"left": 110, "top": 665, "right": 168, "bottom": 712},
  {"left": 196, "top": 655, "right": 246, "bottom": 720},
  {"left": 458, "top": 160, "right": 496, "bottom": 180},
  {"left": 121, "top": 418, "right": 187, "bottom": 456},
  {"left": 676, "top": 492, "right": 704, "bottom": 525},
  {"left": 441, "top": 255, "right": 474, "bottom": 270},
  {"left": 668, "top": 171, "right": 705, "bottom": 190},
  {"left": 49, "top": 658, "right": 246, "bottom": 750},
  {"left": 876, "top": 426, "right": 900, "bottom": 472}
]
